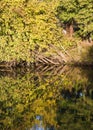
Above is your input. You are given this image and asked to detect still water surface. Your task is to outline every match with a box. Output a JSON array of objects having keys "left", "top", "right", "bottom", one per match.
[{"left": 0, "top": 65, "right": 93, "bottom": 130}]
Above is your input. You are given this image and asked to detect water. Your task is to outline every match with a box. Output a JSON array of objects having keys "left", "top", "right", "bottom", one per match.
[{"left": 0, "top": 65, "right": 93, "bottom": 130}]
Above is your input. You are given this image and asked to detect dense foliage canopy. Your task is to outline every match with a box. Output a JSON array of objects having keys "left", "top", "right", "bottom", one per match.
[
  {"left": 57, "top": 0, "right": 93, "bottom": 40},
  {"left": 0, "top": 0, "right": 63, "bottom": 63},
  {"left": 0, "top": 0, "right": 93, "bottom": 64}
]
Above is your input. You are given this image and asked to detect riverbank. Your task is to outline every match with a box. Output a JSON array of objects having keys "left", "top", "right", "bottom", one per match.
[{"left": 0, "top": 40, "right": 93, "bottom": 68}]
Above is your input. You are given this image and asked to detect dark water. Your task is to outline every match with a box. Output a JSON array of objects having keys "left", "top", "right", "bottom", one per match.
[{"left": 0, "top": 65, "right": 93, "bottom": 130}]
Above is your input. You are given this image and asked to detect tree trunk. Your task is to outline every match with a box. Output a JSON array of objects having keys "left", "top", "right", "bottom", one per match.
[
  {"left": 69, "top": 24, "right": 74, "bottom": 37},
  {"left": 66, "top": 23, "right": 74, "bottom": 37}
]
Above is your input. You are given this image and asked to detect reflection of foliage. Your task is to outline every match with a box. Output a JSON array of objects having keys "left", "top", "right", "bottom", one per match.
[
  {"left": 57, "top": 95, "right": 93, "bottom": 130},
  {"left": 0, "top": 66, "right": 93, "bottom": 129},
  {"left": 0, "top": 72, "right": 58, "bottom": 130}
]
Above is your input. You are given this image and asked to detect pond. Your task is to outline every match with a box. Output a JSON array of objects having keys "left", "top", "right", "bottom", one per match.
[{"left": 0, "top": 65, "right": 93, "bottom": 130}]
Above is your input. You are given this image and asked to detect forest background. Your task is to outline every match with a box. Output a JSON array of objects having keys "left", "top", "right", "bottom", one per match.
[{"left": 0, "top": 0, "right": 93, "bottom": 67}]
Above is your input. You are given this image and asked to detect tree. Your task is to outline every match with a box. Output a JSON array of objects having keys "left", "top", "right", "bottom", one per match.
[
  {"left": 76, "top": 0, "right": 93, "bottom": 41},
  {"left": 0, "top": 0, "right": 63, "bottom": 64},
  {"left": 57, "top": 0, "right": 79, "bottom": 37},
  {"left": 57, "top": 0, "right": 93, "bottom": 40}
]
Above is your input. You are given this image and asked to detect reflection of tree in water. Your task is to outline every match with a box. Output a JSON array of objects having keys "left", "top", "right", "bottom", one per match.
[
  {"left": 80, "top": 67, "right": 93, "bottom": 99},
  {"left": 29, "top": 115, "right": 55, "bottom": 130},
  {"left": 55, "top": 67, "right": 93, "bottom": 130},
  {"left": 0, "top": 69, "right": 58, "bottom": 130},
  {"left": 61, "top": 87, "right": 83, "bottom": 101},
  {"left": 0, "top": 66, "right": 93, "bottom": 130}
]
